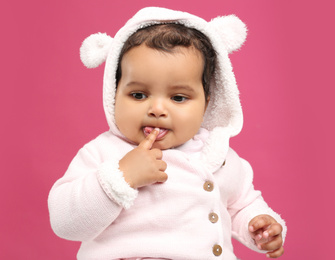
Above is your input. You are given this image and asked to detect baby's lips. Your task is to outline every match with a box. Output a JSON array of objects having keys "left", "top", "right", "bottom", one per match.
[
  {"left": 143, "top": 126, "right": 155, "bottom": 136},
  {"left": 143, "top": 127, "right": 168, "bottom": 139},
  {"left": 156, "top": 128, "right": 169, "bottom": 140}
]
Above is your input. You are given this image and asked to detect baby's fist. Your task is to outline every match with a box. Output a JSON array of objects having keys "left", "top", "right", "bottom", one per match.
[{"left": 249, "top": 214, "right": 284, "bottom": 258}]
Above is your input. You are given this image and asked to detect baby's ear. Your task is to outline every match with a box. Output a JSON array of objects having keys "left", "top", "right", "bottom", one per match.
[
  {"left": 80, "top": 33, "right": 113, "bottom": 68},
  {"left": 209, "top": 15, "right": 247, "bottom": 53}
]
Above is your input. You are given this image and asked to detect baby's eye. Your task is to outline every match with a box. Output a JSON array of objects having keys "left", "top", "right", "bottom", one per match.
[
  {"left": 131, "top": 93, "right": 147, "bottom": 100},
  {"left": 172, "top": 95, "right": 188, "bottom": 103}
]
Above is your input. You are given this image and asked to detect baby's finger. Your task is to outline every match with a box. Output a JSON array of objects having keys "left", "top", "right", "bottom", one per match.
[
  {"left": 157, "top": 160, "right": 167, "bottom": 172},
  {"left": 264, "top": 223, "right": 283, "bottom": 239},
  {"left": 156, "top": 171, "right": 168, "bottom": 183},
  {"left": 151, "top": 148, "right": 163, "bottom": 160},
  {"left": 139, "top": 128, "right": 159, "bottom": 150},
  {"left": 250, "top": 229, "right": 263, "bottom": 241},
  {"left": 249, "top": 215, "right": 275, "bottom": 232},
  {"left": 266, "top": 246, "right": 284, "bottom": 258},
  {"left": 258, "top": 235, "right": 283, "bottom": 251}
]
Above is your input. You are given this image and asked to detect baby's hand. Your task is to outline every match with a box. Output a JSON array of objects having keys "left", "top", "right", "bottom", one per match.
[
  {"left": 119, "top": 128, "right": 168, "bottom": 189},
  {"left": 249, "top": 214, "right": 284, "bottom": 258}
]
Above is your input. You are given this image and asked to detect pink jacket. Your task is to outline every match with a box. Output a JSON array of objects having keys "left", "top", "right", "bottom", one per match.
[{"left": 48, "top": 129, "right": 286, "bottom": 260}]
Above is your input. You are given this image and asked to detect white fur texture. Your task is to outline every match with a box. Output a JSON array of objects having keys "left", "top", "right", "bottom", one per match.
[
  {"left": 80, "top": 33, "right": 113, "bottom": 68},
  {"left": 209, "top": 15, "right": 247, "bottom": 53},
  {"left": 97, "top": 160, "right": 138, "bottom": 209}
]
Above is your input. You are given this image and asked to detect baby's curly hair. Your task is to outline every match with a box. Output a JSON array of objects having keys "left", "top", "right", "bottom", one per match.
[{"left": 116, "top": 23, "right": 217, "bottom": 100}]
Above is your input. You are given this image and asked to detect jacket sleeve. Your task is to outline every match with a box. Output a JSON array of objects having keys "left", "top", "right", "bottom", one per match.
[
  {"left": 225, "top": 149, "right": 287, "bottom": 253},
  {"left": 48, "top": 139, "right": 138, "bottom": 242}
]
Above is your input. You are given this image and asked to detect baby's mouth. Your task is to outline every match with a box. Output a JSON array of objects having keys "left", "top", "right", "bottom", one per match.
[{"left": 143, "top": 126, "right": 169, "bottom": 140}]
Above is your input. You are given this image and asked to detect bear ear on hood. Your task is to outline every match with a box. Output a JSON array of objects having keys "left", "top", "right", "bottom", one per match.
[
  {"left": 80, "top": 32, "right": 113, "bottom": 68},
  {"left": 209, "top": 15, "right": 247, "bottom": 53}
]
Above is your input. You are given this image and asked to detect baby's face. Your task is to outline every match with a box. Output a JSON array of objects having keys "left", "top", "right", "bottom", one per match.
[{"left": 114, "top": 44, "right": 208, "bottom": 150}]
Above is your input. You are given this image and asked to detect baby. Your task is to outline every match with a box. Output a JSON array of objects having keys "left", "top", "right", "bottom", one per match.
[{"left": 48, "top": 7, "right": 287, "bottom": 260}]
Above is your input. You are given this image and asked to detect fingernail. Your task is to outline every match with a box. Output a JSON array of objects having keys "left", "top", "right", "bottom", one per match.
[{"left": 263, "top": 231, "right": 269, "bottom": 238}]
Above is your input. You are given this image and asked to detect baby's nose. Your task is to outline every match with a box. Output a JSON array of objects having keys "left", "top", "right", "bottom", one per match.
[{"left": 148, "top": 99, "right": 167, "bottom": 118}]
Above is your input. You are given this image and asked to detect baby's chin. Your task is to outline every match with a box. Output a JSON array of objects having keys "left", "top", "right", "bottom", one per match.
[
  {"left": 151, "top": 139, "right": 185, "bottom": 150},
  {"left": 150, "top": 142, "right": 172, "bottom": 150}
]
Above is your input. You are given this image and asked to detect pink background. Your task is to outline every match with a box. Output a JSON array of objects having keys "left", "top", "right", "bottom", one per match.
[{"left": 1, "top": 0, "right": 334, "bottom": 259}]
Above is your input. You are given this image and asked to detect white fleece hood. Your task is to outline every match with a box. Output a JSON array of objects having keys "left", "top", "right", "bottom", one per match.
[{"left": 79, "top": 7, "right": 247, "bottom": 150}]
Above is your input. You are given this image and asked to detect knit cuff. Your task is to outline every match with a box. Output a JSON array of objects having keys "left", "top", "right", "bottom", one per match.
[{"left": 97, "top": 160, "right": 138, "bottom": 209}]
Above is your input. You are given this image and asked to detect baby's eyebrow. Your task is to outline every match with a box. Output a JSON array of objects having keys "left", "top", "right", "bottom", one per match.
[
  {"left": 125, "top": 81, "right": 148, "bottom": 88},
  {"left": 169, "top": 84, "right": 194, "bottom": 91},
  {"left": 126, "top": 82, "right": 195, "bottom": 91},
  {"left": 169, "top": 85, "right": 196, "bottom": 94}
]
